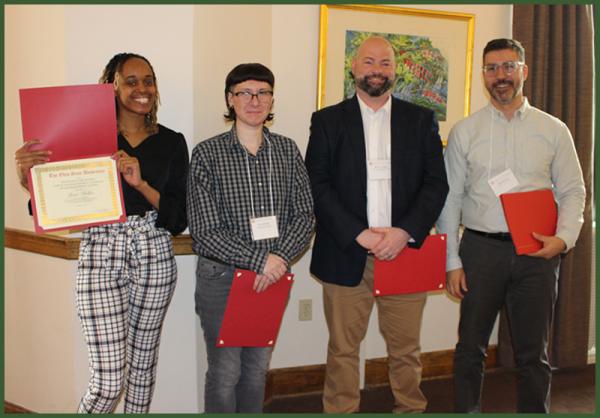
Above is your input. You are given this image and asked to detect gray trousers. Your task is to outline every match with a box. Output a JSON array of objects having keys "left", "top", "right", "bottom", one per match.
[
  {"left": 454, "top": 229, "right": 559, "bottom": 413},
  {"left": 194, "top": 256, "right": 272, "bottom": 413}
]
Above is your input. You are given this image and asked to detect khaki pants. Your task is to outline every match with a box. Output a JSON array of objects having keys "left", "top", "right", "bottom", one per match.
[{"left": 322, "top": 256, "right": 427, "bottom": 413}]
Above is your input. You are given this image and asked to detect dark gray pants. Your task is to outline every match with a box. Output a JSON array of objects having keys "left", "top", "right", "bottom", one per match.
[
  {"left": 454, "top": 230, "right": 559, "bottom": 413},
  {"left": 194, "top": 256, "right": 272, "bottom": 413}
]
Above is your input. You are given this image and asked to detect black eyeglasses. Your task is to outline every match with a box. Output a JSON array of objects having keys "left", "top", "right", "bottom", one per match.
[
  {"left": 482, "top": 61, "right": 524, "bottom": 76},
  {"left": 231, "top": 90, "right": 273, "bottom": 104}
]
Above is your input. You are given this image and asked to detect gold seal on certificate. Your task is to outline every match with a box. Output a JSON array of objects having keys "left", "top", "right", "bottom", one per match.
[{"left": 29, "top": 156, "right": 126, "bottom": 233}]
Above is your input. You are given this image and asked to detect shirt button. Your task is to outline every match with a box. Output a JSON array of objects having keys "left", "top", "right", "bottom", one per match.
[
  {"left": 258, "top": 182, "right": 262, "bottom": 186},
  {"left": 261, "top": 206, "right": 265, "bottom": 209}
]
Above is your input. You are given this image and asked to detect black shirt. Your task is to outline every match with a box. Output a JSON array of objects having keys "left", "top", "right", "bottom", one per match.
[{"left": 119, "top": 124, "right": 189, "bottom": 235}]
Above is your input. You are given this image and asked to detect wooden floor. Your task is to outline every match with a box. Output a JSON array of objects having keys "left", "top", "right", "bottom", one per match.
[
  {"left": 5, "top": 364, "right": 595, "bottom": 413},
  {"left": 265, "top": 364, "right": 596, "bottom": 413}
]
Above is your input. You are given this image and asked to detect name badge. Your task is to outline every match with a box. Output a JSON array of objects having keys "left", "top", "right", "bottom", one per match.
[
  {"left": 250, "top": 215, "right": 279, "bottom": 241},
  {"left": 367, "top": 159, "right": 391, "bottom": 180},
  {"left": 488, "top": 168, "right": 519, "bottom": 196}
]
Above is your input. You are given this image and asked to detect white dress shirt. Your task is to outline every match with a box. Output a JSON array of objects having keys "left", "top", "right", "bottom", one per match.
[{"left": 357, "top": 94, "right": 392, "bottom": 228}]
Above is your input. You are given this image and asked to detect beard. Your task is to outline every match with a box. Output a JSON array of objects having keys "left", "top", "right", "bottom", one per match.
[
  {"left": 488, "top": 78, "right": 523, "bottom": 105},
  {"left": 355, "top": 73, "right": 395, "bottom": 97}
]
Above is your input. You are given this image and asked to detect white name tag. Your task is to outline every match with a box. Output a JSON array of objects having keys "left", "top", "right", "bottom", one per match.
[
  {"left": 250, "top": 215, "right": 279, "bottom": 241},
  {"left": 488, "top": 168, "right": 519, "bottom": 196},
  {"left": 367, "top": 159, "right": 391, "bottom": 180}
]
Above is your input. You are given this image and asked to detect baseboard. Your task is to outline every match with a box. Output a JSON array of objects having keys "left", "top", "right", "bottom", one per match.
[{"left": 265, "top": 345, "right": 497, "bottom": 403}]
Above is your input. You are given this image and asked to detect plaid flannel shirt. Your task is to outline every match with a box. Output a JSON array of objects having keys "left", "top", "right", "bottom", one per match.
[{"left": 187, "top": 126, "right": 314, "bottom": 273}]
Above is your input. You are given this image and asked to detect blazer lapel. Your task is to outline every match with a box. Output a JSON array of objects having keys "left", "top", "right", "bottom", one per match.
[
  {"left": 390, "top": 98, "right": 410, "bottom": 178},
  {"left": 343, "top": 96, "right": 367, "bottom": 194}
]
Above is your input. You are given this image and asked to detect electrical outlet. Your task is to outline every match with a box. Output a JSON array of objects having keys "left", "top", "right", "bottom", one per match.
[{"left": 299, "top": 299, "right": 312, "bottom": 321}]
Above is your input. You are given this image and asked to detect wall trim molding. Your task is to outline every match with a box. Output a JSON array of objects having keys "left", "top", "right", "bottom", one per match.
[
  {"left": 265, "top": 346, "right": 497, "bottom": 403},
  {"left": 4, "top": 227, "right": 194, "bottom": 259}
]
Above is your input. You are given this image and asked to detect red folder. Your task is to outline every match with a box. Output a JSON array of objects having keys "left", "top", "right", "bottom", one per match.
[
  {"left": 373, "top": 234, "right": 446, "bottom": 296},
  {"left": 19, "top": 83, "right": 118, "bottom": 161},
  {"left": 19, "top": 84, "right": 125, "bottom": 233},
  {"left": 217, "top": 269, "right": 293, "bottom": 347},
  {"left": 500, "top": 189, "right": 557, "bottom": 255}
]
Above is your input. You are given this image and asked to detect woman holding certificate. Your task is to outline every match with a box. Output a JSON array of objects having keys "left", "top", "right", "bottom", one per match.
[
  {"left": 187, "top": 63, "right": 314, "bottom": 413},
  {"left": 14, "top": 53, "right": 189, "bottom": 413}
]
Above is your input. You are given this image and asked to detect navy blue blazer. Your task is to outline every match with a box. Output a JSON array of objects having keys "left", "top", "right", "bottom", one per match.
[{"left": 305, "top": 95, "right": 449, "bottom": 286}]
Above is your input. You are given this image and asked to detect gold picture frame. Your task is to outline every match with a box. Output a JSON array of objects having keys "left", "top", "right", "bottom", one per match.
[{"left": 317, "top": 4, "right": 475, "bottom": 142}]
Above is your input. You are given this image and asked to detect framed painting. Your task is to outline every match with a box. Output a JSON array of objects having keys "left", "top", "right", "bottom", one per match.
[{"left": 317, "top": 4, "right": 475, "bottom": 142}]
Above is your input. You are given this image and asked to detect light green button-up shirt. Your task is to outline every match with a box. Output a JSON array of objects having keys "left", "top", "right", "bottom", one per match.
[{"left": 437, "top": 98, "right": 585, "bottom": 271}]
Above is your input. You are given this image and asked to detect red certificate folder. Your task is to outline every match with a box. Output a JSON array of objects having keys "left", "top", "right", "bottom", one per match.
[
  {"left": 217, "top": 269, "right": 294, "bottom": 347},
  {"left": 19, "top": 83, "right": 118, "bottom": 161},
  {"left": 19, "top": 84, "right": 125, "bottom": 233},
  {"left": 500, "top": 189, "right": 557, "bottom": 255},
  {"left": 373, "top": 234, "right": 447, "bottom": 296}
]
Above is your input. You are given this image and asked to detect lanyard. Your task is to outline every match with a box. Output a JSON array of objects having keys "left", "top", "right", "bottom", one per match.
[{"left": 243, "top": 133, "right": 274, "bottom": 218}]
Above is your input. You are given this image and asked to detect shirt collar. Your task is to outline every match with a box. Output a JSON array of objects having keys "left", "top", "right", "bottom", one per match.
[
  {"left": 227, "top": 124, "right": 271, "bottom": 154},
  {"left": 487, "top": 97, "right": 531, "bottom": 121},
  {"left": 357, "top": 93, "right": 392, "bottom": 117}
]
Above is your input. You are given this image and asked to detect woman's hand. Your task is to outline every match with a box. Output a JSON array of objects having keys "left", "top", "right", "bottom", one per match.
[
  {"left": 15, "top": 140, "right": 51, "bottom": 190},
  {"left": 113, "top": 150, "right": 145, "bottom": 188}
]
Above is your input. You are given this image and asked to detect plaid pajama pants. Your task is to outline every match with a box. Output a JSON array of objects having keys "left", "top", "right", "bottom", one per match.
[{"left": 75, "top": 211, "right": 177, "bottom": 413}]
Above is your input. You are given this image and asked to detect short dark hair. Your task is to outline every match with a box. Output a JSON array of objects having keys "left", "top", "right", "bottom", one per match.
[
  {"left": 224, "top": 63, "right": 275, "bottom": 122},
  {"left": 483, "top": 38, "right": 525, "bottom": 62},
  {"left": 99, "top": 52, "right": 160, "bottom": 134}
]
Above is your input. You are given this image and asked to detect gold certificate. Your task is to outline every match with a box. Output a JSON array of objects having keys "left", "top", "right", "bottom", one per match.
[{"left": 30, "top": 156, "right": 125, "bottom": 232}]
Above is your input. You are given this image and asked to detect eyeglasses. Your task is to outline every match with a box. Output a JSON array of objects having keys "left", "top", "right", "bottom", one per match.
[
  {"left": 231, "top": 90, "right": 273, "bottom": 104},
  {"left": 482, "top": 61, "right": 524, "bottom": 76}
]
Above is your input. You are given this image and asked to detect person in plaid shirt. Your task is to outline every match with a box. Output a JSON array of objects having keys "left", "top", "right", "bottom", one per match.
[{"left": 187, "top": 63, "right": 314, "bottom": 413}]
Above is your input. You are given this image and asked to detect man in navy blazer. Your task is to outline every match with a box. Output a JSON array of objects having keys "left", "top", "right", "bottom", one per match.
[{"left": 305, "top": 36, "right": 448, "bottom": 413}]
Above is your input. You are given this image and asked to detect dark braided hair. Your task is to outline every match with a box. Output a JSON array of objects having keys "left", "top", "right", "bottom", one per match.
[{"left": 99, "top": 53, "right": 160, "bottom": 135}]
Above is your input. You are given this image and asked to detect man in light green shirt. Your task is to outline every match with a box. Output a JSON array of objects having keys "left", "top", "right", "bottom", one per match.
[{"left": 436, "top": 38, "right": 585, "bottom": 413}]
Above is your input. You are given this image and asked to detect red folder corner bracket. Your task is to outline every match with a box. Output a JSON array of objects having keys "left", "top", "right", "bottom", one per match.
[
  {"left": 217, "top": 269, "right": 294, "bottom": 347},
  {"left": 374, "top": 234, "right": 447, "bottom": 296}
]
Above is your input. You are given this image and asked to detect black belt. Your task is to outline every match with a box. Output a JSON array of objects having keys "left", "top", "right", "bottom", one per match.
[{"left": 465, "top": 228, "right": 512, "bottom": 242}]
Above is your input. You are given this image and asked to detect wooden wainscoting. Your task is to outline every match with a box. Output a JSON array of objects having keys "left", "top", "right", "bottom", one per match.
[{"left": 265, "top": 346, "right": 497, "bottom": 403}]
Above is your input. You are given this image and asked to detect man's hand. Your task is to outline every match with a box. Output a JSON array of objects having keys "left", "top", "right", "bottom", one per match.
[
  {"left": 446, "top": 268, "right": 468, "bottom": 299},
  {"left": 369, "top": 227, "right": 410, "bottom": 260},
  {"left": 527, "top": 233, "right": 566, "bottom": 260},
  {"left": 356, "top": 229, "right": 383, "bottom": 251}
]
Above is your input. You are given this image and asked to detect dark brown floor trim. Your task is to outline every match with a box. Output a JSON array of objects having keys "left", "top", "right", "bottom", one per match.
[
  {"left": 365, "top": 346, "right": 497, "bottom": 386},
  {"left": 265, "top": 346, "right": 497, "bottom": 402},
  {"left": 4, "top": 227, "right": 194, "bottom": 259},
  {"left": 4, "top": 401, "right": 33, "bottom": 413}
]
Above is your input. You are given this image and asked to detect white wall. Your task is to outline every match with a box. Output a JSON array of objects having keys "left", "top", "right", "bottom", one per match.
[{"left": 4, "top": 4, "right": 512, "bottom": 412}]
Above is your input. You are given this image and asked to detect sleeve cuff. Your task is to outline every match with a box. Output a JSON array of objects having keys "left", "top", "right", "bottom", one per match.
[{"left": 446, "top": 256, "right": 463, "bottom": 272}]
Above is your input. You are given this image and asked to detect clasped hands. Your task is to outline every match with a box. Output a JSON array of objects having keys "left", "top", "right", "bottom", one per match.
[
  {"left": 253, "top": 254, "right": 287, "bottom": 293},
  {"left": 356, "top": 226, "right": 411, "bottom": 261}
]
